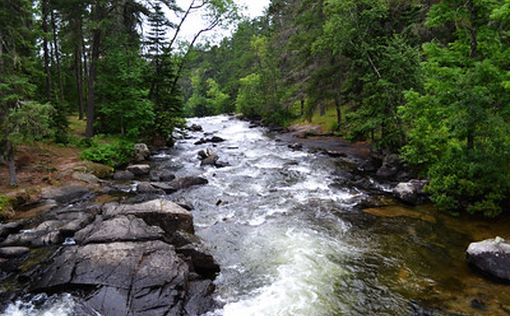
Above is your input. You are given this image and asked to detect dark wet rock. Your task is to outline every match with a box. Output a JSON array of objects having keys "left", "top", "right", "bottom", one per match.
[
  {"left": 75, "top": 215, "right": 164, "bottom": 244},
  {"left": 177, "top": 243, "right": 220, "bottom": 277},
  {"left": 189, "top": 124, "right": 203, "bottom": 132},
  {"left": 201, "top": 154, "right": 219, "bottom": 167},
  {"left": 41, "top": 185, "right": 92, "bottom": 204},
  {"left": 127, "top": 164, "right": 151, "bottom": 176},
  {"left": 137, "top": 182, "right": 164, "bottom": 195},
  {"left": 150, "top": 182, "right": 177, "bottom": 194},
  {"left": 134, "top": 143, "right": 150, "bottom": 162},
  {"left": 168, "top": 177, "right": 209, "bottom": 192},
  {"left": 31, "top": 241, "right": 205, "bottom": 316},
  {"left": 0, "top": 247, "right": 30, "bottom": 258},
  {"left": 184, "top": 280, "right": 217, "bottom": 316},
  {"left": 194, "top": 136, "right": 226, "bottom": 145},
  {"left": 159, "top": 170, "right": 176, "bottom": 182},
  {"left": 376, "top": 154, "right": 402, "bottom": 179},
  {"left": 113, "top": 170, "right": 135, "bottom": 181},
  {"left": 0, "top": 221, "right": 24, "bottom": 240},
  {"left": 392, "top": 180, "right": 428, "bottom": 205},
  {"left": 149, "top": 170, "right": 160, "bottom": 182},
  {"left": 104, "top": 199, "right": 194, "bottom": 234},
  {"left": 322, "top": 150, "right": 347, "bottom": 158},
  {"left": 174, "top": 199, "right": 193, "bottom": 211},
  {"left": 466, "top": 237, "right": 510, "bottom": 282},
  {"left": 288, "top": 143, "right": 303, "bottom": 150}
]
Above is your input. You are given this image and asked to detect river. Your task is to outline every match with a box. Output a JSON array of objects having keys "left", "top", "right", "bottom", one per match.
[{"left": 5, "top": 115, "right": 510, "bottom": 315}]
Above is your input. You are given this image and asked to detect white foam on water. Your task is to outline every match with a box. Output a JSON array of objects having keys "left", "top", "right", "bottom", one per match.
[
  {"left": 3, "top": 294, "right": 77, "bottom": 316},
  {"left": 217, "top": 227, "right": 353, "bottom": 316}
]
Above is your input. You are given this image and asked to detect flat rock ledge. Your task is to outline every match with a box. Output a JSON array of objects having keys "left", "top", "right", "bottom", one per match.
[
  {"left": 1, "top": 199, "right": 220, "bottom": 316},
  {"left": 466, "top": 237, "right": 510, "bottom": 283}
]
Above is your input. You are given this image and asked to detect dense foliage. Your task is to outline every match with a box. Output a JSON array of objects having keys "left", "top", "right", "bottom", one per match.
[
  {"left": 184, "top": 0, "right": 510, "bottom": 216},
  {"left": 0, "top": 0, "right": 237, "bottom": 185}
]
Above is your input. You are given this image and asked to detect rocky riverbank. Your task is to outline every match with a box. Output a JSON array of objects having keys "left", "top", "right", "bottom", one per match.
[{"left": 0, "top": 146, "right": 219, "bottom": 315}]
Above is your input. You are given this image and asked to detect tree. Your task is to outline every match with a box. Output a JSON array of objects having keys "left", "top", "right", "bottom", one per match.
[{"left": 400, "top": 0, "right": 510, "bottom": 216}]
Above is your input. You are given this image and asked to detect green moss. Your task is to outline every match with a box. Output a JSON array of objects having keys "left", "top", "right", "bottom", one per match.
[{"left": 0, "top": 195, "right": 14, "bottom": 220}]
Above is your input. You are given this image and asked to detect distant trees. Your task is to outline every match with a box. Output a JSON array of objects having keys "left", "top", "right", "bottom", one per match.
[{"left": 184, "top": 0, "right": 510, "bottom": 216}]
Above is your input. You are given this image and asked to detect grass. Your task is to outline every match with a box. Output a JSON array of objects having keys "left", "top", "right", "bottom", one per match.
[{"left": 291, "top": 103, "right": 348, "bottom": 134}]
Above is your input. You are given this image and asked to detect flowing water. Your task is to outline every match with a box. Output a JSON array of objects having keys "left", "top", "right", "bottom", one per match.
[{"left": 5, "top": 115, "right": 510, "bottom": 315}]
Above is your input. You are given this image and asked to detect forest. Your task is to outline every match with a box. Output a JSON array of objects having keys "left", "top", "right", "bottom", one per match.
[{"left": 1, "top": 0, "right": 510, "bottom": 217}]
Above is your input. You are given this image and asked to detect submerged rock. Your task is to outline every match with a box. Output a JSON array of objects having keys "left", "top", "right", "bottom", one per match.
[
  {"left": 194, "top": 136, "right": 226, "bottom": 145},
  {"left": 168, "top": 177, "right": 209, "bottom": 192},
  {"left": 466, "top": 237, "right": 510, "bottom": 282},
  {"left": 189, "top": 124, "right": 203, "bottom": 132}
]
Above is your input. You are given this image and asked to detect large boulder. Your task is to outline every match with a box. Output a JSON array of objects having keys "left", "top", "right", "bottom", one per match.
[
  {"left": 392, "top": 180, "right": 428, "bottom": 205},
  {"left": 104, "top": 199, "right": 194, "bottom": 234},
  {"left": 466, "top": 237, "right": 510, "bottom": 282},
  {"left": 41, "top": 185, "right": 92, "bottom": 204},
  {"left": 127, "top": 164, "right": 151, "bottom": 176},
  {"left": 32, "top": 241, "right": 196, "bottom": 316},
  {"left": 134, "top": 143, "right": 150, "bottom": 162},
  {"left": 75, "top": 215, "right": 164, "bottom": 244}
]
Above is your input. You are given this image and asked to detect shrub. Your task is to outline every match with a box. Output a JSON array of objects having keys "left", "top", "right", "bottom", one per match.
[{"left": 81, "top": 138, "right": 134, "bottom": 168}]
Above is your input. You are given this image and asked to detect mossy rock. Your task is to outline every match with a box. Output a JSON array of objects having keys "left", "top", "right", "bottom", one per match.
[{"left": 83, "top": 161, "right": 114, "bottom": 179}]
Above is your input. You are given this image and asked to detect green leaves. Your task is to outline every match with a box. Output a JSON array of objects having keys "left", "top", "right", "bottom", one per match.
[{"left": 4, "top": 102, "right": 54, "bottom": 145}]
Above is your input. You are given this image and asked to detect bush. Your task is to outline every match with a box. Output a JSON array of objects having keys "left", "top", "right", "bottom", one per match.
[{"left": 81, "top": 137, "right": 134, "bottom": 168}]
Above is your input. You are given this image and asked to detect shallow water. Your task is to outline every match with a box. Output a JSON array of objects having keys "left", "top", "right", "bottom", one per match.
[{"left": 5, "top": 115, "right": 510, "bottom": 315}]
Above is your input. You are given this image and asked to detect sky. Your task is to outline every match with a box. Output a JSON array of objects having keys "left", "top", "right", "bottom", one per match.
[{"left": 170, "top": 0, "right": 270, "bottom": 46}]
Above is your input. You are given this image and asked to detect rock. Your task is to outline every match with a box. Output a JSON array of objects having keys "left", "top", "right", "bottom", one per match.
[
  {"left": 137, "top": 182, "right": 165, "bottom": 195},
  {"left": 113, "top": 170, "right": 135, "bottom": 181},
  {"left": 1, "top": 228, "right": 63, "bottom": 248},
  {"left": 127, "top": 164, "right": 151, "bottom": 176},
  {"left": 392, "top": 180, "right": 428, "bottom": 205},
  {"left": 184, "top": 280, "right": 216, "bottom": 316},
  {"left": 189, "top": 124, "right": 203, "bottom": 132},
  {"left": 466, "top": 237, "right": 510, "bottom": 282},
  {"left": 177, "top": 243, "right": 220, "bottom": 277},
  {"left": 72, "top": 172, "right": 100, "bottom": 185},
  {"left": 376, "top": 154, "right": 402, "bottom": 179},
  {"left": 149, "top": 170, "right": 160, "bottom": 182},
  {"left": 159, "top": 170, "right": 176, "bottom": 182},
  {"left": 150, "top": 182, "right": 177, "bottom": 194},
  {"left": 41, "top": 185, "right": 92, "bottom": 204},
  {"left": 201, "top": 154, "right": 219, "bottom": 167},
  {"left": 0, "top": 221, "right": 24, "bottom": 240},
  {"left": 75, "top": 215, "right": 164, "bottom": 245},
  {"left": 31, "top": 241, "right": 203, "bottom": 316},
  {"left": 83, "top": 162, "right": 113, "bottom": 179},
  {"left": 168, "top": 177, "right": 209, "bottom": 192},
  {"left": 194, "top": 136, "right": 226, "bottom": 145},
  {"left": 104, "top": 199, "right": 195, "bottom": 234},
  {"left": 288, "top": 143, "right": 303, "bottom": 150},
  {"left": 134, "top": 143, "right": 150, "bottom": 162},
  {"left": 0, "top": 247, "right": 30, "bottom": 258}
]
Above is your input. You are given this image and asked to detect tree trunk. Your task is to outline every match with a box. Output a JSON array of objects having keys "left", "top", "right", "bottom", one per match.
[
  {"left": 334, "top": 95, "right": 342, "bottom": 131},
  {"left": 50, "top": 9, "right": 64, "bottom": 102},
  {"left": 319, "top": 103, "right": 326, "bottom": 116},
  {"left": 42, "top": 0, "right": 52, "bottom": 101},
  {"left": 300, "top": 98, "right": 305, "bottom": 117},
  {"left": 6, "top": 141, "right": 16, "bottom": 187},
  {"left": 86, "top": 27, "right": 101, "bottom": 138},
  {"left": 74, "top": 16, "right": 85, "bottom": 120}
]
